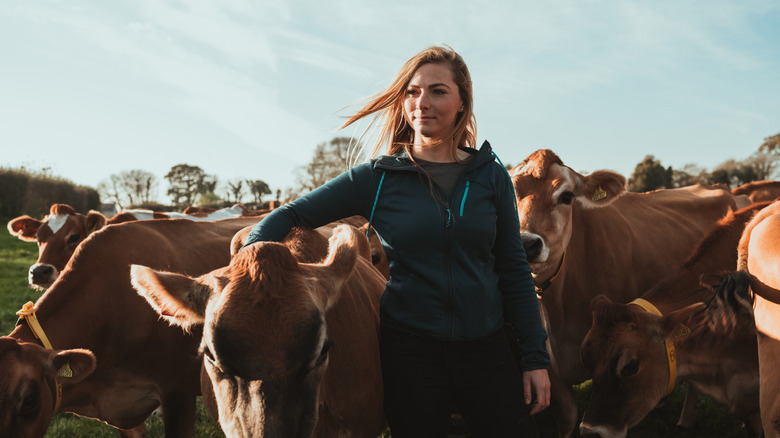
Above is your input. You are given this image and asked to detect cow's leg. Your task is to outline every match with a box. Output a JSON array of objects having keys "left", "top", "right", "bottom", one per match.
[
  {"left": 116, "top": 423, "right": 146, "bottom": 438},
  {"left": 161, "top": 393, "right": 197, "bottom": 438},
  {"left": 675, "top": 384, "right": 699, "bottom": 429},
  {"left": 758, "top": 332, "right": 780, "bottom": 438}
]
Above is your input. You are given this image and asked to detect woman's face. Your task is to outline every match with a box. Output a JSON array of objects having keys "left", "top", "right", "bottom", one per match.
[{"left": 403, "top": 62, "right": 464, "bottom": 144}]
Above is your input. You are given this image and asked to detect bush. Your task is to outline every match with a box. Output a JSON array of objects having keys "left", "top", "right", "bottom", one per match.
[{"left": 0, "top": 168, "right": 100, "bottom": 217}]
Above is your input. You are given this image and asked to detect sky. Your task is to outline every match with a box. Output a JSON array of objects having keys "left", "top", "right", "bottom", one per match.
[{"left": 2, "top": 0, "right": 779, "bottom": 204}]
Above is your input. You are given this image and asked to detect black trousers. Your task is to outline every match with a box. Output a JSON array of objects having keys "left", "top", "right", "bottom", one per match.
[{"left": 380, "top": 326, "right": 538, "bottom": 438}]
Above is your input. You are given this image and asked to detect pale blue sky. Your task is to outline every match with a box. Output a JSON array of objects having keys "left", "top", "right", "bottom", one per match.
[{"left": 2, "top": 0, "right": 779, "bottom": 202}]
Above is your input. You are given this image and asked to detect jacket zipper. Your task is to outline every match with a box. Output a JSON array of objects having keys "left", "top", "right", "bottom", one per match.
[{"left": 445, "top": 178, "right": 470, "bottom": 339}]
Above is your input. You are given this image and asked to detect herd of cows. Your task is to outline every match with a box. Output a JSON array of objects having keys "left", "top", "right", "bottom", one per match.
[{"left": 2, "top": 149, "right": 780, "bottom": 437}]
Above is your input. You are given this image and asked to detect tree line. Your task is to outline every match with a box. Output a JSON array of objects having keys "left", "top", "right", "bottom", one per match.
[
  {"left": 97, "top": 137, "right": 359, "bottom": 210},
  {"left": 626, "top": 132, "right": 780, "bottom": 192}
]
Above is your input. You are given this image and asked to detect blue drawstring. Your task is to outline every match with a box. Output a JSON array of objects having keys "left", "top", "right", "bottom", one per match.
[
  {"left": 459, "top": 180, "right": 470, "bottom": 216},
  {"left": 367, "top": 172, "right": 385, "bottom": 239}
]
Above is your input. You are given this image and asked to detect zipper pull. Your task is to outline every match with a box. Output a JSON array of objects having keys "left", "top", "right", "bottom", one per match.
[{"left": 445, "top": 207, "right": 452, "bottom": 228}]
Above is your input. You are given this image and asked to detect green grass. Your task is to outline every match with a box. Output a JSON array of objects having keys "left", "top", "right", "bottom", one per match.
[{"left": 0, "top": 220, "right": 751, "bottom": 437}]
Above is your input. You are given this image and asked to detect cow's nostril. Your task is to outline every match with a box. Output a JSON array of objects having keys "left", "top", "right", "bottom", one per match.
[
  {"left": 31, "top": 265, "right": 54, "bottom": 277},
  {"left": 521, "top": 235, "right": 543, "bottom": 261}
]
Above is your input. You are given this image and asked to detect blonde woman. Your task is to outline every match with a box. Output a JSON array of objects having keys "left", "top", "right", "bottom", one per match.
[{"left": 244, "top": 44, "right": 550, "bottom": 437}]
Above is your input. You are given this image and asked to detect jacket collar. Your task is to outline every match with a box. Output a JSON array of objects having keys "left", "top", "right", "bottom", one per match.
[{"left": 374, "top": 140, "right": 495, "bottom": 173}]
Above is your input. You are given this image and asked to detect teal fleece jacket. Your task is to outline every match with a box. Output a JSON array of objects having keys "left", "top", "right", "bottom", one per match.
[{"left": 245, "top": 141, "right": 549, "bottom": 371}]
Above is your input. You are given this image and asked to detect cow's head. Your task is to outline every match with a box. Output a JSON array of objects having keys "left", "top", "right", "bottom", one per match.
[
  {"left": 0, "top": 337, "right": 96, "bottom": 438},
  {"left": 579, "top": 295, "right": 703, "bottom": 438},
  {"left": 510, "top": 150, "right": 626, "bottom": 284},
  {"left": 7, "top": 204, "right": 106, "bottom": 289},
  {"left": 131, "top": 225, "right": 363, "bottom": 438}
]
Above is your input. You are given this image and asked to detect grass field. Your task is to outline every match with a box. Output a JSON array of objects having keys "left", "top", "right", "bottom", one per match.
[{"left": 0, "top": 219, "right": 750, "bottom": 437}]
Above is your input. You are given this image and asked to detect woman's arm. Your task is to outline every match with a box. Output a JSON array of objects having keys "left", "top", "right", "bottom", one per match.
[
  {"left": 244, "top": 163, "right": 378, "bottom": 246},
  {"left": 491, "top": 163, "right": 550, "bottom": 370}
]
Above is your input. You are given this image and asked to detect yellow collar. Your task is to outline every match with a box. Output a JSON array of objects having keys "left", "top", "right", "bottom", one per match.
[
  {"left": 16, "top": 301, "right": 72, "bottom": 413},
  {"left": 628, "top": 298, "right": 679, "bottom": 397}
]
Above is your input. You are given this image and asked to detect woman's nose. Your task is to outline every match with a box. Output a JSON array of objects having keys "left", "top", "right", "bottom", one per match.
[{"left": 416, "top": 91, "right": 430, "bottom": 110}]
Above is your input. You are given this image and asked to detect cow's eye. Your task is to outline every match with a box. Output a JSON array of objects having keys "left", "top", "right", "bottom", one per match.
[
  {"left": 315, "top": 338, "right": 333, "bottom": 368},
  {"left": 620, "top": 359, "right": 639, "bottom": 377},
  {"left": 559, "top": 191, "right": 575, "bottom": 205},
  {"left": 202, "top": 347, "right": 223, "bottom": 373},
  {"left": 66, "top": 233, "right": 80, "bottom": 245},
  {"left": 18, "top": 382, "right": 41, "bottom": 418}
]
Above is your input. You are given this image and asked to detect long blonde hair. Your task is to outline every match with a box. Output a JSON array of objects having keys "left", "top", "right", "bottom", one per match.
[{"left": 342, "top": 44, "right": 477, "bottom": 164}]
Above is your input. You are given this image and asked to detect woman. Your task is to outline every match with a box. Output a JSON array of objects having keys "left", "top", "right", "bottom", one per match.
[{"left": 243, "top": 44, "right": 550, "bottom": 437}]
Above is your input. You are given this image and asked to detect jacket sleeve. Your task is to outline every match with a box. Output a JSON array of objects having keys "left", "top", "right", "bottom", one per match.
[
  {"left": 491, "top": 163, "right": 551, "bottom": 371},
  {"left": 243, "top": 163, "right": 377, "bottom": 246}
]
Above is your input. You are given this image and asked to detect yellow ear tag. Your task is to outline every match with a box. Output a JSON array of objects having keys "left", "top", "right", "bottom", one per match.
[
  {"left": 673, "top": 324, "right": 691, "bottom": 339},
  {"left": 592, "top": 186, "right": 607, "bottom": 202},
  {"left": 57, "top": 362, "right": 73, "bottom": 378}
]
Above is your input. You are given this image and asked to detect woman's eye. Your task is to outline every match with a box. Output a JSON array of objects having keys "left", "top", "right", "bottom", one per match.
[{"left": 406, "top": 89, "right": 418, "bottom": 96}]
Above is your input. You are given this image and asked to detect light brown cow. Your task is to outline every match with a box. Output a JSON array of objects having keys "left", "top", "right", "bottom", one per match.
[
  {"left": 707, "top": 199, "right": 780, "bottom": 437},
  {"left": 131, "top": 224, "right": 387, "bottom": 438},
  {"left": 732, "top": 180, "right": 780, "bottom": 204},
  {"left": 4, "top": 216, "right": 262, "bottom": 437},
  {"left": 7, "top": 203, "right": 251, "bottom": 288},
  {"left": 578, "top": 203, "right": 769, "bottom": 438},
  {"left": 0, "top": 337, "right": 96, "bottom": 438},
  {"left": 510, "top": 149, "right": 746, "bottom": 437}
]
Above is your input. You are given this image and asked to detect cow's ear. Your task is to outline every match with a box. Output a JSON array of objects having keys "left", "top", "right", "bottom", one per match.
[
  {"left": 661, "top": 302, "right": 705, "bottom": 338},
  {"left": 51, "top": 348, "right": 96, "bottom": 385},
  {"left": 230, "top": 225, "right": 254, "bottom": 256},
  {"left": 8, "top": 216, "right": 41, "bottom": 241},
  {"left": 589, "top": 294, "right": 612, "bottom": 313},
  {"left": 313, "top": 225, "right": 360, "bottom": 312},
  {"left": 577, "top": 170, "right": 627, "bottom": 208},
  {"left": 85, "top": 211, "right": 107, "bottom": 233},
  {"left": 130, "top": 265, "right": 213, "bottom": 329}
]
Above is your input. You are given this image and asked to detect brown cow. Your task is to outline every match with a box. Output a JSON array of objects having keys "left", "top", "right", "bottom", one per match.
[
  {"left": 732, "top": 180, "right": 780, "bottom": 204},
  {"left": 4, "top": 216, "right": 262, "bottom": 437},
  {"left": 510, "top": 149, "right": 745, "bottom": 437},
  {"left": 707, "top": 199, "right": 780, "bottom": 437},
  {"left": 7, "top": 203, "right": 251, "bottom": 288},
  {"left": 0, "top": 337, "right": 96, "bottom": 438},
  {"left": 131, "top": 224, "right": 387, "bottom": 438},
  {"left": 578, "top": 203, "right": 769, "bottom": 438}
]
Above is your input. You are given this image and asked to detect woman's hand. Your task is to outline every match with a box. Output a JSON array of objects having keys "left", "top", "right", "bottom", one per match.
[{"left": 523, "top": 368, "right": 551, "bottom": 415}]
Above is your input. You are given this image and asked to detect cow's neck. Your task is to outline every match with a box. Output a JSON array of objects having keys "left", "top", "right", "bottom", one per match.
[
  {"left": 675, "top": 326, "right": 759, "bottom": 409},
  {"left": 533, "top": 251, "right": 565, "bottom": 294}
]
